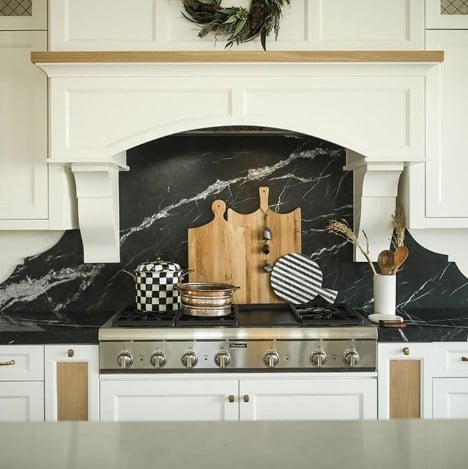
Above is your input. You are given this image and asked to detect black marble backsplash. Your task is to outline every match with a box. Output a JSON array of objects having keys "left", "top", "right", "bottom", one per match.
[{"left": 0, "top": 131, "right": 467, "bottom": 331}]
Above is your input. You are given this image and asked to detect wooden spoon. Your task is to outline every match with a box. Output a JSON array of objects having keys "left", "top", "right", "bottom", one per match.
[
  {"left": 392, "top": 246, "right": 409, "bottom": 274},
  {"left": 377, "top": 250, "right": 395, "bottom": 275}
]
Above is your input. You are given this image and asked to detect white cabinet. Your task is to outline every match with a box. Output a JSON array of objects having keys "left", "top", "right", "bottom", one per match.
[
  {"left": 49, "top": 0, "right": 424, "bottom": 51},
  {"left": 433, "top": 343, "right": 468, "bottom": 418},
  {"left": 45, "top": 345, "right": 99, "bottom": 421},
  {"left": 378, "top": 343, "right": 433, "bottom": 419},
  {"left": 426, "top": 0, "right": 468, "bottom": 29},
  {"left": 0, "top": 345, "right": 44, "bottom": 421},
  {"left": 425, "top": 30, "right": 468, "bottom": 220},
  {"left": 403, "top": 30, "right": 468, "bottom": 228},
  {"left": 239, "top": 377, "right": 377, "bottom": 421},
  {"left": 0, "top": 30, "right": 48, "bottom": 222},
  {"left": 100, "top": 374, "right": 377, "bottom": 422},
  {"left": 0, "top": 0, "right": 47, "bottom": 30},
  {"left": 100, "top": 378, "right": 239, "bottom": 422}
]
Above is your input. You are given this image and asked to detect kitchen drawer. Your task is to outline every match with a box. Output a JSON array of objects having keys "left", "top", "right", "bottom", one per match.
[
  {"left": 433, "top": 343, "right": 468, "bottom": 377},
  {"left": 0, "top": 345, "right": 44, "bottom": 381}
]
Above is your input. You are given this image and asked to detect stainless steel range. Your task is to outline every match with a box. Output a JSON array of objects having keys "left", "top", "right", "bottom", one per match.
[{"left": 99, "top": 303, "right": 377, "bottom": 373}]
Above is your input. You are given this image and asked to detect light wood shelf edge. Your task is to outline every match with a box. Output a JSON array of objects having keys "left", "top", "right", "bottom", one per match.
[{"left": 31, "top": 50, "right": 444, "bottom": 64}]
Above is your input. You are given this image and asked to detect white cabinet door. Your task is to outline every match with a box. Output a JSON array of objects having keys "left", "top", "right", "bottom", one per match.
[
  {"left": 0, "top": 344, "right": 44, "bottom": 381},
  {"left": 433, "top": 378, "right": 468, "bottom": 418},
  {"left": 0, "top": 31, "right": 47, "bottom": 221},
  {"left": 239, "top": 377, "right": 377, "bottom": 421},
  {"left": 0, "top": 0, "right": 47, "bottom": 30},
  {"left": 378, "top": 343, "right": 433, "bottom": 419},
  {"left": 0, "top": 382, "right": 44, "bottom": 421},
  {"left": 100, "top": 378, "right": 239, "bottom": 422},
  {"left": 0, "top": 345, "right": 44, "bottom": 422},
  {"left": 45, "top": 345, "right": 99, "bottom": 421},
  {"left": 426, "top": 0, "right": 468, "bottom": 29},
  {"left": 49, "top": 0, "right": 424, "bottom": 51},
  {"left": 425, "top": 30, "right": 468, "bottom": 219}
]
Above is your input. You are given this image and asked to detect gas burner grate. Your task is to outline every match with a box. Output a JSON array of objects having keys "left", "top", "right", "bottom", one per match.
[
  {"left": 113, "top": 308, "right": 176, "bottom": 327},
  {"left": 175, "top": 306, "right": 239, "bottom": 327},
  {"left": 289, "top": 303, "right": 366, "bottom": 327}
]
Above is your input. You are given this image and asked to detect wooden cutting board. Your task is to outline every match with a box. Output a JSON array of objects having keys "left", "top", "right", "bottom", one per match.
[
  {"left": 227, "top": 187, "right": 301, "bottom": 303},
  {"left": 188, "top": 199, "right": 249, "bottom": 303}
]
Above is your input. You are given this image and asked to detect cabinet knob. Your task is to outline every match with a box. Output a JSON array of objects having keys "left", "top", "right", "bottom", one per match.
[
  {"left": 228, "top": 395, "right": 235, "bottom": 403},
  {"left": 402, "top": 347, "right": 410, "bottom": 356},
  {"left": 67, "top": 349, "right": 74, "bottom": 358},
  {"left": 243, "top": 394, "right": 250, "bottom": 403}
]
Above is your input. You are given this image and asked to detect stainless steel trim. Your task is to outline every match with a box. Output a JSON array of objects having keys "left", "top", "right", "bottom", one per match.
[{"left": 99, "top": 326, "right": 377, "bottom": 342}]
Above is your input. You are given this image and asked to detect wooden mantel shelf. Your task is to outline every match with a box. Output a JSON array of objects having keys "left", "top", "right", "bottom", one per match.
[{"left": 31, "top": 50, "right": 444, "bottom": 64}]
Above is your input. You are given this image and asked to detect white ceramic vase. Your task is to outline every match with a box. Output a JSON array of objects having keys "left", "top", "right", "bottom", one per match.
[{"left": 373, "top": 274, "right": 396, "bottom": 315}]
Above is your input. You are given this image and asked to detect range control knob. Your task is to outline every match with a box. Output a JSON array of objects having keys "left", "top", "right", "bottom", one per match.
[
  {"left": 310, "top": 349, "right": 327, "bottom": 367},
  {"left": 117, "top": 351, "right": 133, "bottom": 369},
  {"left": 214, "top": 351, "right": 231, "bottom": 368},
  {"left": 181, "top": 351, "right": 198, "bottom": 369},
  {"left": 343, "top": 349, "right": 361, "bottom": 368},
  {"left": 263, "top": 351, "right": 280, "bottom": 368},
  {"left": 150, "top": 351, "right": 167, "bottom": 369}
]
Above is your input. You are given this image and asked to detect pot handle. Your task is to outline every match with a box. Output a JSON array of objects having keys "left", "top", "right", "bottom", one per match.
[{"left": 179, "top": 269, "right": 194, "bottom": 279}]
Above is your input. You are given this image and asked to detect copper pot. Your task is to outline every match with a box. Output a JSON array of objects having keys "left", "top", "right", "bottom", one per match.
[{"left": 175, "top": 283, "right": 239, "bottom": 316}]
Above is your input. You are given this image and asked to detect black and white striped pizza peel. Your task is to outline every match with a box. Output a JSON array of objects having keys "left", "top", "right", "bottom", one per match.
[{"left": 270, "top": 253, "right": 338, "bottom": 304}]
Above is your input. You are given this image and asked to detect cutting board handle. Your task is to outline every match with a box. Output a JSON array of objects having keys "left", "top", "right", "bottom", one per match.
[
  {"left": 212, "top": 199, "right": 227, "bottom": 219},
  {"left": 259, "top": 187, "right": 269, "bottom": 212}
]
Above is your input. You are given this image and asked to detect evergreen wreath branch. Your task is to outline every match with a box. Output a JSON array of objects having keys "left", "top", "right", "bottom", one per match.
[{"left": 181, "top": 0, "right": 291, "bottom": 50}]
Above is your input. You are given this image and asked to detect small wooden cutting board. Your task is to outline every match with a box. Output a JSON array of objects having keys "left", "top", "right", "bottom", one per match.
[
  {"left": 227, "top": 187, "right": 301, "bottom": 303},
  {"left": 188, "top": 200, "right": 249, "bottom": 303}
]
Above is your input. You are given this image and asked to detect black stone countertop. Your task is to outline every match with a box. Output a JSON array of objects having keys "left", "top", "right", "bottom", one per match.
[
  {"left": 0, "top": 324, "right": 100, "bottom": 345},
  {"left": 1, "top": 308, "right": 468, "bottom": 345},
  {"left": 376, "top": 307, "right": 468, "bottom": 342}
]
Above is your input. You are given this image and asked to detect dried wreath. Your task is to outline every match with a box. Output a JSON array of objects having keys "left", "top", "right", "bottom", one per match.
[{"left": 181, "top": 0, "right": 290, "bottom": 50}]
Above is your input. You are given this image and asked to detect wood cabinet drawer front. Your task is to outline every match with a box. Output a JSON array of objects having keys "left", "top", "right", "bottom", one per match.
[
  {"left": 0, "top": 345, "right": 44, "bottom": 381},
  {"left": 433, "top": 343, "right": 468, "bottom": 377}
]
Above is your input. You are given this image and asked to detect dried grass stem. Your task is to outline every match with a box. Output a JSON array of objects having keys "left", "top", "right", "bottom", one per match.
[{"left": 326, "top": 219, "right": 378, "bottom": 275}]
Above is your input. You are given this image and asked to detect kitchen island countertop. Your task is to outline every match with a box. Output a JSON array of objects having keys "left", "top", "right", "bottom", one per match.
[{"left": 1, "top": 419, "right": 467, "bottom": 469}]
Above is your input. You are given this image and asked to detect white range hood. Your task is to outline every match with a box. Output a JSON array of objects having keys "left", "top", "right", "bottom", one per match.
[{"left": 32, "top": 50, "right": 443, "bottom": 264}]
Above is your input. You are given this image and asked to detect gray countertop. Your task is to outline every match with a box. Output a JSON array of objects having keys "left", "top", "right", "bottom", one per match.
[{"left": 1, "top": 420, "right": 468, "bottom": 469}]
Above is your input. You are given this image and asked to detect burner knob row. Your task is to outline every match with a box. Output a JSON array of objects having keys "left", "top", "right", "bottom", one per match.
[{"left": 116, "top": 348, "right": 361, "bottom": 369}]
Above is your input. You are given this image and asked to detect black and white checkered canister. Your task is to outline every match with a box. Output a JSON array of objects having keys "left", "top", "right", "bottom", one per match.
[{"left": 135, "top": 260, "right": 182, "bottom": 313}]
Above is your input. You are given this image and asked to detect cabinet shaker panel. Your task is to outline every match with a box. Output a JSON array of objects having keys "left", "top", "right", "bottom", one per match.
[{"left": 0, "top": 31, "right": 47, "bottom": 220}]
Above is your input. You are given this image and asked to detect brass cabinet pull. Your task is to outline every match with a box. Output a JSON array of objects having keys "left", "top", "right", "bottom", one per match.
[
  {"left": 228, "top": 395, "right": 235, "bottom": 403},
  {"left": 243, "top": 394, "right": 250, "bottom": 403},
  {"left": 67, "top": 349, "right": 74, "bottom": 358},
  {"left": 402, "top": 347, "right": 410, "bottom": 356},
  {"left": 461, "top": 357, "right": 468, "bottom": 362},
  {"left": 0, "top": 360, "right": 15, "bottom": 366}
]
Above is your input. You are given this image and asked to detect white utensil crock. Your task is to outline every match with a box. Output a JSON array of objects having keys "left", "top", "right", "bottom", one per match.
[{"left": 373, "top": 274, "right": 396, "bottom": 315}]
